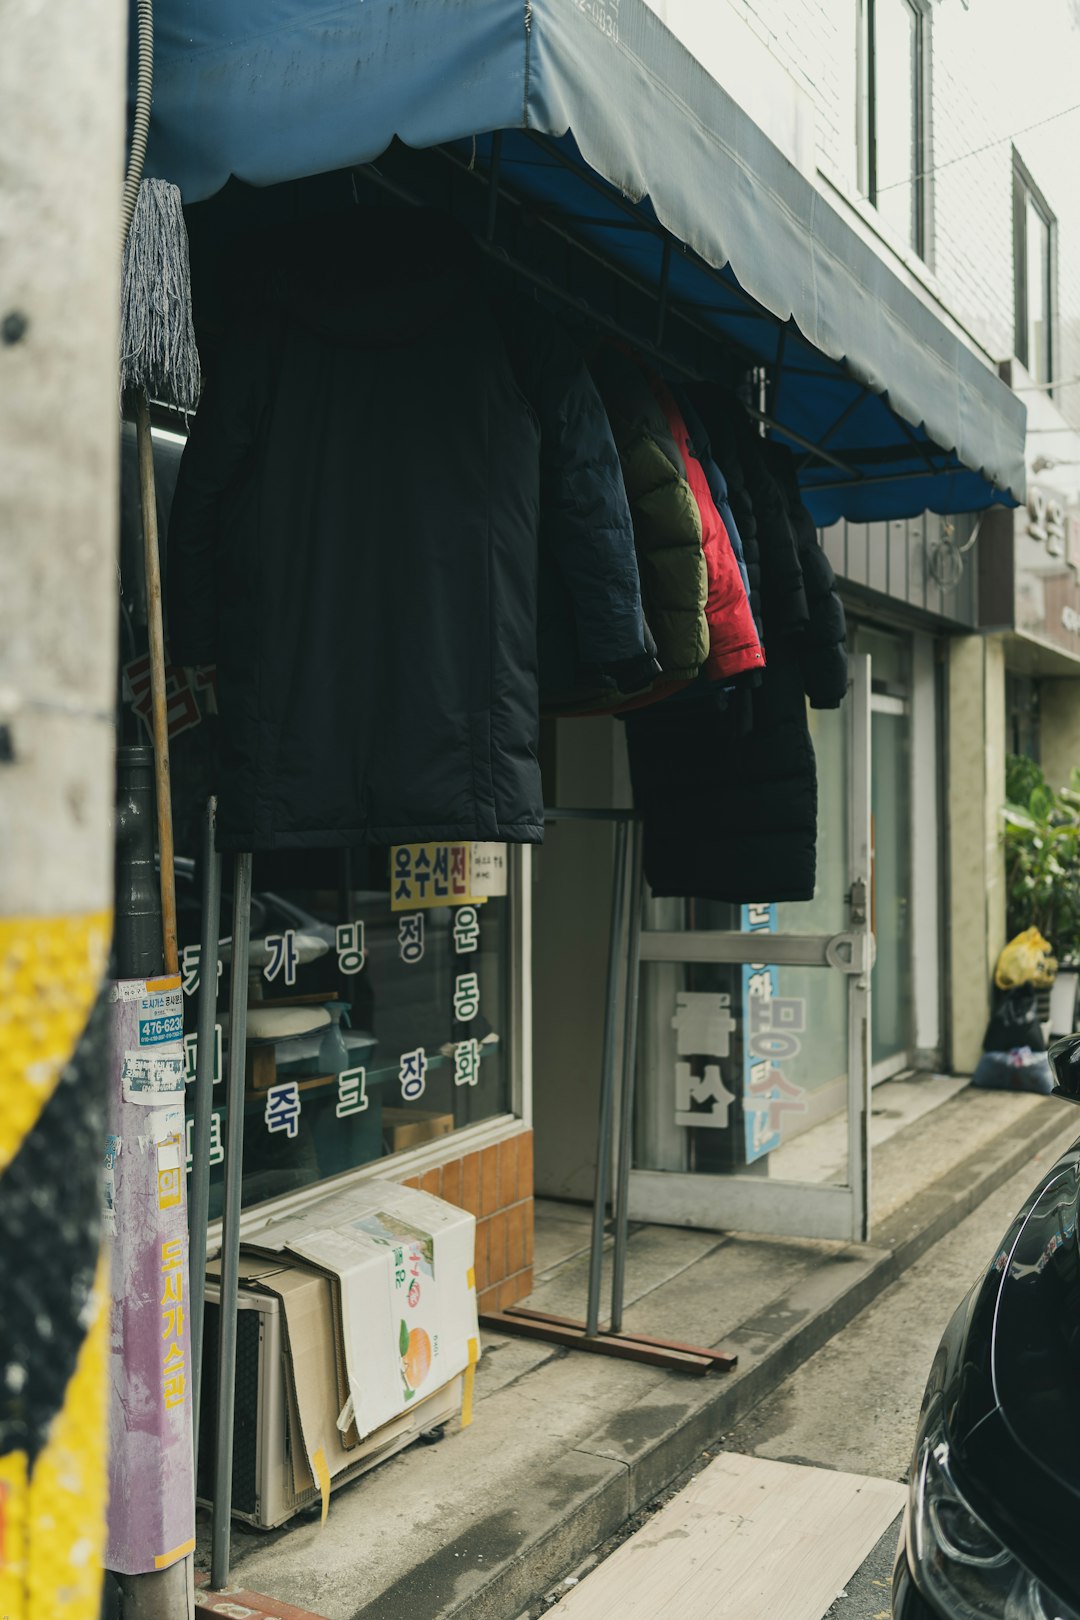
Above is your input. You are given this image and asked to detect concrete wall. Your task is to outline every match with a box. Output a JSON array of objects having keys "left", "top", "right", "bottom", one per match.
[
  {"left": 947, "top": 634, "right": 1008, "bottom": 1074},
  {"left": 1039, "top": 678, "right": 1080, "bottom": 793}
]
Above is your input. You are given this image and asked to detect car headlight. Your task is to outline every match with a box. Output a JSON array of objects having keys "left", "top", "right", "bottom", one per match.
[{"left": 911, "top": 1402, "right": 1077, "bottom": 1620}]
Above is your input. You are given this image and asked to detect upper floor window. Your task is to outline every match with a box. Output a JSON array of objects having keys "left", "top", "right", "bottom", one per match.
[
  {"left": 1013, "top": 155, "right": 1055, "bottom": 388},
  {"left": 858, "top": 0, "right": 930, "bottom": 259}
]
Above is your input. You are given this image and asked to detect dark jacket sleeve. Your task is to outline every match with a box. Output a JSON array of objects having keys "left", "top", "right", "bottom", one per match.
[
  {"left": 796, "top": 540, "right": 848, "bottom": 709},
  {"left": 762, "top": 440, "right": 848, "bottom": 707},
  {"left": 495, "top": 304, "right": 655, "bottom": 682},
  {"left": 166, "top": 325, "right": 274, "bottom": 666},
  {"left": 740, "top": 428, "right": 809, "bottom": 631}
]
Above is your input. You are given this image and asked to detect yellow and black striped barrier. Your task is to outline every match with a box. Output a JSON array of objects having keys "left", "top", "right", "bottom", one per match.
[{"left": 0, "top": 913, "right": 111, "bottom": 1618}]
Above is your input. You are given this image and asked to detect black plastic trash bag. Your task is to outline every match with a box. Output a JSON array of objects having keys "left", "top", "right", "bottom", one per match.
[{"left": 983, "top": 984, "right": 1046, "bottom": 1053}]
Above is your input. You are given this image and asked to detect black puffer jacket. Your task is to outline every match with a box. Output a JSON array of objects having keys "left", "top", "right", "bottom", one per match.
[
  {"left": 626, "top": 627, "right": 820, "bottom": 903},
  {"left": 495, "top": 302, "right": 659, "bottom": 710},
  {"left": 767, "top": 443, "right": 847, "bottom": 709},
  {"left": 168, "top": 212, "right": 544, "bottom": 851},
  {"left": 625, "top": 443, "right": 847, "bottom": 903}
]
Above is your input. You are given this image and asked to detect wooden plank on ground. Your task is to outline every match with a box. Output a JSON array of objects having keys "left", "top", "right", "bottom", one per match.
[{"left": 549, "top": 1451, "right": 906, "bottom": 1620}]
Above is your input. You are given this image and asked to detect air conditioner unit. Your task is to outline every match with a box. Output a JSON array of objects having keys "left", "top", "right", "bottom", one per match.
[{"left": 198, "top": 1281, "right": 463, "bottom": 1530}]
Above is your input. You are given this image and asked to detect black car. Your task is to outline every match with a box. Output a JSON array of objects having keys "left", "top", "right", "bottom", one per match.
[{"left": 894, "top": 1034, "right": 1080, "bottom": 1620}]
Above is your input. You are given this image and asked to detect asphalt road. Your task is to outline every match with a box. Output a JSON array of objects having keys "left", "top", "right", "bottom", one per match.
[{"left": 723, "top": 1127, "right": 1078, "bottom": 1618}]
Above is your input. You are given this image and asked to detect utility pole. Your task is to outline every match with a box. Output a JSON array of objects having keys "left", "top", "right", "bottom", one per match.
[{"left": 0, "top": 1, "right": 126, "bottom": 1614}]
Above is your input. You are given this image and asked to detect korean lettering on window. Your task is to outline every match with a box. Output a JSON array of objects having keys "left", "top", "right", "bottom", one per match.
[
  {"left": 336, "top": 1066, "right": 368, "bottom": 1119},
  {"left": 263, "top": 929, "right": 299, "bottom": 988},
  {"left": 453, "top": 972, "right": 481, "bottom": 1023},
  {"left": 265, "top": 1081, "right": 301, "bottom": 1139},
  {"left": 399, "top": 1048, "right": 427, "bottom": 1103},
  {"left": 183, "top": 1024, "right": 222, "bottom": 1086},
  {"left": 453, "top": 1037, "right": 482, "bottom": 1088},
  {"left": 453, "top": 906, "right": 481, "bottom": 954},
  {"left": 185, "top": 1110, "right": 224, "bottom": 1174},
  {"left": 336, "top": 921, "right": 366, "bottom": 975},
  {"left": 398, "top": 913, "right": 424, "bottom": 965},
  {"left": 740, "top": 903, "right": 808, "bottom": 1162},
  {"left": 671, "top": 992, "right": 737, "bottom": 1131},
  {"left": 123, "top": 655, "right": 205, "bottom": 743},
  {"left": 180, "top": 941, "right": 222, "bottom": 998}
]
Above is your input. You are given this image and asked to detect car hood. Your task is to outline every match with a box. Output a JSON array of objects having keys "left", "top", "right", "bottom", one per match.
[{"left": 946, "top": 1137, "right": 1080, "bottom": 1604}]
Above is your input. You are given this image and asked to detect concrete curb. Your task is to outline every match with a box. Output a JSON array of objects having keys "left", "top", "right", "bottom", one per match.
[{"left": 387, "top": 1102, "right": 1079, "bottom": 1620}]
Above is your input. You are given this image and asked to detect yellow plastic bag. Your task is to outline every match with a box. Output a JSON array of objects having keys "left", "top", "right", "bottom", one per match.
[{"left": 994, "top": 928, "right": 1058, "bottom": 991}]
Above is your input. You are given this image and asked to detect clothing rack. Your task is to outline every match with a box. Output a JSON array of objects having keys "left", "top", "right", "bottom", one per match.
[
  {"left": 478, "top": 809, "right": 736, "bottom": 1376},
  {"left": 186, "top": 807, "right": 251, "bottom": 1592}
]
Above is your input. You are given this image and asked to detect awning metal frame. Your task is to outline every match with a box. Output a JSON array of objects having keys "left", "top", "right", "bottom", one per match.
[{"left": 356, "top": 139, "right": 865, "bottom": 479}]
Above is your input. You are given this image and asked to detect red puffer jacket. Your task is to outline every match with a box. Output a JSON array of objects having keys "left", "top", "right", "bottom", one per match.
[{"left": 651, "top": 377, "right": 765, "bottom": 681}]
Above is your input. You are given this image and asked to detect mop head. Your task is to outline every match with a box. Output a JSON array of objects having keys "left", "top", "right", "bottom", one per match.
[{"left": 120, "top": 177, "right": 201, "bottom": 412}]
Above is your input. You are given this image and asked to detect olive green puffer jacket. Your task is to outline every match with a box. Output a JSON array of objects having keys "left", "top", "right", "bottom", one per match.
[{"left": 589, "top": 346, "right": 709, "bottom": 681}]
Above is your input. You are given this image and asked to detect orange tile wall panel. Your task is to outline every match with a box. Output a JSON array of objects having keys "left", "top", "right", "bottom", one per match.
[{"left": 392, "top": 1129, "right": 534, "bottom": 1309}]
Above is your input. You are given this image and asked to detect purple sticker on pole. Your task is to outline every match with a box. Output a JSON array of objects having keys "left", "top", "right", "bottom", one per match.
[{"left": 105, "top": 976, "right": 195, "bottom": 1575}]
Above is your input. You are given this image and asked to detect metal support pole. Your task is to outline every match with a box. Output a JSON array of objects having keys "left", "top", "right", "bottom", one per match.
[
  {"left": 210, "top": 850, "right": 252, "bottom": 1591},
  {"left": 610, "top": 818, "right": 644, "bottom": 1334},
  {"left": 585, "top": 817, "right": 629, "bottom": 1339},
  {"left": 189, "top": 795, "right": 221, "bottom": 1463}
]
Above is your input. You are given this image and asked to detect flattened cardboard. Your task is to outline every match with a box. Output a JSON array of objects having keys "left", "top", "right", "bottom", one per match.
[
  {"left": 243, "top": 1181, "right": 479, "bottom": 1445},
  {"left": 254, "top": 1264, "right": 353, "bottom": 1495}
]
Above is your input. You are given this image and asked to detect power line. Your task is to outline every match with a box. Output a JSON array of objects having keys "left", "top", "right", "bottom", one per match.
[{"left": 877, "top": 99, "right": 1080, "bottom": 194}]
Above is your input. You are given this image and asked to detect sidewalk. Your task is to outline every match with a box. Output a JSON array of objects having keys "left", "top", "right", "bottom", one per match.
[{"left": 195, "top": 1081, "right": 1080, "bottom": 1620}]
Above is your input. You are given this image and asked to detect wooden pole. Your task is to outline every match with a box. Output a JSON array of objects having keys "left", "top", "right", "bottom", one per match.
[{"left": 135, "top": 388, "right": 178, "bottom": 976}]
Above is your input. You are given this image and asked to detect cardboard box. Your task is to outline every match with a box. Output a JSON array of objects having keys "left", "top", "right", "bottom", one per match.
[
  {"left": 381, "top": 1107, "right": 455, "bottom": 1152},
  {"left": 202, "top": 1261, "right": 463, "bottom": 1524},
  {"left": 247, "top": 1181, "right": 479, "bottom": 1449},
  {"left": 234, "top": 1255, "right": 351, "bottom": 1495}
]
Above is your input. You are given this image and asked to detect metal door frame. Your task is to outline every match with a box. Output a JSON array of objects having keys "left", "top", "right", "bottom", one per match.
[{"left": 626, "top": 655, "right": 874, "bottom": 1243}]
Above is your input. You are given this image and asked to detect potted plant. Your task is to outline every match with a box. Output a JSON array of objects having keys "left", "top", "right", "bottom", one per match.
[{"left": 1003, "top": 756, "right": 1080, "bottom": 1035}]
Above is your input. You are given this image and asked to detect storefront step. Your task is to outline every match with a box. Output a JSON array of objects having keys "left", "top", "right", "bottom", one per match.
[{"left": 195, "top": 1091, "right": 1078, "bottom": 1620}]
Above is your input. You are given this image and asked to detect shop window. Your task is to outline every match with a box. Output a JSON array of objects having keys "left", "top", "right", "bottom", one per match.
[
  {"left": 172, "top": 843, "right": 516, "bottom": 1218},
  {"left": 858, "top": 0, "right": 930, "bottom": 259},
  {"left": 1013, "top": 155, "right": 1056, "bottom": 390},
  {"left": 117, "top": 429, "right": 520, "bottom": 1222}
]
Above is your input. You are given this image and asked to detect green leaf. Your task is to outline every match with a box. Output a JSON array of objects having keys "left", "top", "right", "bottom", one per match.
[
  {"left": 399, "top": 1319, "right": 410, "bottom": 1357},
  {"left": 1031, "top": 786, "right": 1056, "bottom": 822}
]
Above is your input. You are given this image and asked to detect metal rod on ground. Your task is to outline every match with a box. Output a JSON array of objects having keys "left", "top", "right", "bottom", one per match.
[
  {"left": 190, "top": 795, "right": 222, "bottom": 1462},
  {"left": 610, "top": 818, "right": 644, "bottom": 1334},
  {"left": 134, "top": 387, "right": 179, "bottom": 975},
  {"left": 210, "top": 850, "right": 253, "bottom": 1591},
  {"left": 586, "top": 817, "right": 630, "bottom": 1338}
]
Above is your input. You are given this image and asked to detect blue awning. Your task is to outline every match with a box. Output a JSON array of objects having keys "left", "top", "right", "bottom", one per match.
[{"left": 142, "top": 0, "right": 1026, "bottom": 522}]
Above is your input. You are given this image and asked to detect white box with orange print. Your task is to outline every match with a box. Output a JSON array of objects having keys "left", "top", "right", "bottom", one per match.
[{"left": 251, "top": 1180, "right": 479, "bottom": 1446}]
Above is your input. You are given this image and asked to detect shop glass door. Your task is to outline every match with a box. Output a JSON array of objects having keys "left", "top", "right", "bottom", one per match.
[
  {"left": 628, "top": 655, "right": 873, "bottom": 1243},
  {"left": 856, "top": 627, "right": 914, "bottom": 1080}
]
